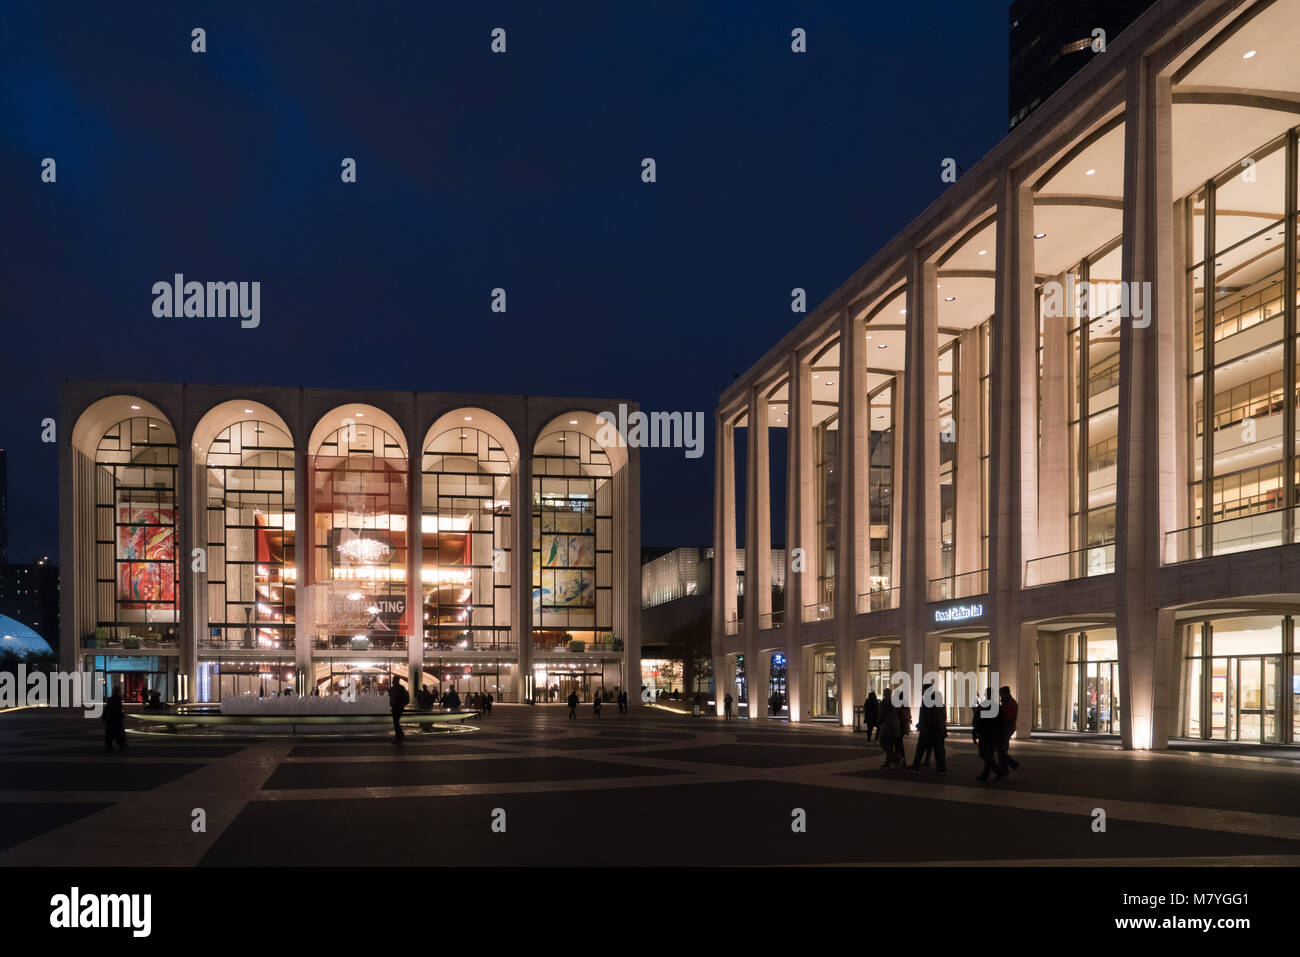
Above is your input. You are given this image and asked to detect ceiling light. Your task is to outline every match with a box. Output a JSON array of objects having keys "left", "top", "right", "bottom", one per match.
[
  {"left": 130, "top": 404, "right": 141, "bottom": 410},
  {"left": 1034, "top": 233, "right": 1046, "bottom": 239},
  {"left": 900, "top": 308, "right": 907, "bottom": 314},
  {"left": 1085, "top": 169, "right": 1096, "bottom": 176},
  {"left": 978, "top": 250, "right": 987, "bottom": 256},
  {"left": 244, "top": 408, "right": 253, "bottom": 414},
  {"left": 877, "top": 344, "right": 888, "bottom": 349},
  {"left": 569, "top": 419, "right": 578, "bottom": 424},
  {"left": 1243, "top": 50, "right": 1256, "bottom": 59},
  {"left": 945, "top": 296, "right": 956, "bottom": 302},
  {"left": 354, "top": 412, "right": 364, "bottom": 417},
  {"left": 826, "top": 380, "right": 834, "bottom": 386}
]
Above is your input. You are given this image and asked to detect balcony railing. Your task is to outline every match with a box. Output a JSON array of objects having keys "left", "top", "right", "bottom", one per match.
[
  {"left": 1164, "top": 507, "right": 1295, "bottom": 563},
  {"left": 803, "top": 601, "right": 834, "bottom": 622},
  {"left": 724, "top": 614, "right": 739, "bottom": 636},
  {"left": 532, "top": 637, "right": 624, "bottom": 654},
  {"left": 758, "top": 609, "right": 784, "bottom": 630},
  {"left": 1023, "top": 544, "right": 1115, "bottom": 587},
  {"left": 85, "top": 638, "right": 183, "bottom": 653},
  {"left": 857, "top": 586, "right": 900, "bottom": 614},
  {"left": 927, "top": 569, "right": 987, "bottom": 603}
]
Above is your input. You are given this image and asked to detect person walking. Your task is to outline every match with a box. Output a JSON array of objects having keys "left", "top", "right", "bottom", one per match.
[
  {"left": 724, "top": 692, "right": 734, "bottom": 720},
  {"left": 485, "top": 691, "right": 494, "bottom": 716},
  {"left": 877, "top": 694, "right": 902, "bottom": 767},
  {"left": 863, "top": 690, "right": 879, "bottom": 741},
  {"left": 388, "top": 676, "right": 410, "bottom": 742},
  {"left": 974, "top": 689, "right": 1004, "bottom": 782},
  {"left": 102, "top": 692, "right": 127, "bottom": 751},
  {"left": 893, "top": 690, "right": 910, "bottom": 766},
  {"left": 567, "top": 690, "right": 579, "bottom": 719},
  {"left": 593, "top": 695, "right": 602, "bottom": 719},
  {"left": 997, "top": 685, "right": 1022, "bottom": 775},
  {"left": 909, "top": 682, "right": 948, "bottom": 774}
]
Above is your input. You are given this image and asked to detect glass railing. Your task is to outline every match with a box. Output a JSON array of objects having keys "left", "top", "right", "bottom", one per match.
[
  {"left": 1023, "top": 544, "right": 1115, "bottom": 587},
  {"left": 927, "top": 569, "right": 987, "bottom": 603},
  {"left": 1163, "top": 507, "right": 1294, "bottom": 563},
  {"left": 857, "top": 586, "right": 900, "bottom": 613},
  {"left": 724, "top": 615, "right": 739, "bottom": 636},
  {"left": 758, "top": 609, "right": 784, "bottom": 630},
  {"left": 803, "top": 601, "right": 834, "bottom": 622}
]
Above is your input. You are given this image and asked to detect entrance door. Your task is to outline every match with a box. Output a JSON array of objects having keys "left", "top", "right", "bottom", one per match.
[
  {"left": 768, "top": 654, "right": 788, "bottom": 717},
  {"left": 1084, "top": 660, "right": 1120, "bottom": 733}
]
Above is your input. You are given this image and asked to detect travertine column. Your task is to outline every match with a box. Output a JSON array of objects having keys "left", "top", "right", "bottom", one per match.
[
  {"left": 712, "top": 410, "right": 738, "bottom": 709},
  {"left": 836, "top": 309, "right": 864, "bottom": 723},
  {"left": 988, "top": 171, "right": 1037, "bottom": 739},
  {"left": 1037, "top": 631, "right": 1067, "bottom": 729},
  {"left": 407, "top": 434, "right": 422, "bottom": 695},
  {"left": 900, "top": 255, "right": 939, "bottom": 686},
  {"left": 955, "top": 326, "right": 984, "bottom": 581},
  {"left": 512, "top": 437, "right": 533, "bottom": 702},
  {"left": 744, "top": 387, "right": 772, "bottom": 708},
  {"left": 1116, "top": 62, "right": 1176, "bottom": 749},
  {"left": 785, "top": 351, "right": 809, "bottom": 720},
  {"left": 1039, "top": 274, "right": 1072, "bottom": 570}
]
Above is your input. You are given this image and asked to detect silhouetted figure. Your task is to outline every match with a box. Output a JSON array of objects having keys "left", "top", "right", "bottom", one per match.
[
  {"left": 863, "top": 690, "right": 879, "bottom": 740},
  {"left": 567, "top": 691, "right": 579, "bottom": 719},
  {"left": 877, "top": 694, "right": 902, "bottom": 767},
  {"left": 485, "top": 692, "right": 494, "bottom": 715},
  {"left": 593, "top": 695, "right": 602, "bottom": 719},
  {"left": 997, "top": 686, "right": 1022, "bottom": 775},
  {"left": 974, "top": 690, "right": 1003, "bottom": 782},
  {"left": 416, "top": 686, "right": 432, "bottom": 710},
  {"left": 893, "top": 693, "right": 910, "bottom": 765},
  {"left": 910, "top": 682, "right": 947, "bottom": 774},
  {"left": 102, "top": 692, "right": 126, "bottom": 751},
  {"left": 724, "top": 692, "right": 734, "bottom": 720},
  {"left": 389, "top": 677, "right": 410, "bottom": 741}
]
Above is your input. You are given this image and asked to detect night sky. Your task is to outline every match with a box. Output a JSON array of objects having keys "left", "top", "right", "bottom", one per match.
[{"left": 0, "top": 2, "right": 1007, "bottom": 563}]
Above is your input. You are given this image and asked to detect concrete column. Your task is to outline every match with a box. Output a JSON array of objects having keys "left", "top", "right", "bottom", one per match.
[
  {"left": 712, "top": 409, "right": 739, "bottom": 709},
  {"left": 1039, "top": 277, "right": 1072, "bottom": 567},
  {"left": 294, "top": 420, "right": 313, "bottom": 694},
  {"left": 900, "top": 255, "right": 938, "bottom": 682},
  {"left": 177, "top": 421, "right": 198, "bottom": 703},
  {"left": 785, "top": 351, "right": 807, "bottom": 721},
  {"left": 836, "top": 309, "right": 863, "bottom": 723},
  {"left": 407, "top": 435, "right": 422, "bottom": 694},
  {"left": 889, "top": 373, "right": 905, "bottom": 592},
  {"left": 621, "top": 445, "right": 642, "bottom": 708},
  {"left": 1037, "top": 631, "right": 1067, "bottom": 730},
  {"left": 1115, "top": 63, "right": 1176, "bottom": 749},
  {"left": 955, "top": 326, "right": 984, "bottom": 580},
  {"left": 512, "top": 441, "right": 533, "bottom": 702}
]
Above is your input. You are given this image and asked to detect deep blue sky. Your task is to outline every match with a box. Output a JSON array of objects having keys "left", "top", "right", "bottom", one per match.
[{"left": 0, "top": 2, "right": 1008, "bottom": 563}]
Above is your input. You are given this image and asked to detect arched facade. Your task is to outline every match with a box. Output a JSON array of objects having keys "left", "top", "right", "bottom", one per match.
[{"left": 61, "top": 387, "right": 640, "bottom": 707}]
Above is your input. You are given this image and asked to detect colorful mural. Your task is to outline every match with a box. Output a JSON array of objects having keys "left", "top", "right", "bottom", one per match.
[{"left": 117, "top": 505, "right": 176, "bottom": 606}]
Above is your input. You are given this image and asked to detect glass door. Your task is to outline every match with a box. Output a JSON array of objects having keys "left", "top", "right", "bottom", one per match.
[{"left": 1263, "top": 656, "right": 1281, "bottom": 744}]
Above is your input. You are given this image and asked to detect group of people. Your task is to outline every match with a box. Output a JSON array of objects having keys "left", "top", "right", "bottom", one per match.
[
  {"left": 412, "top": 684, "right": 494, "bottom": 715},
  {"left": 862, "top": 684, "right": 1021, "bottom": 782},
  {"left": 567, "top": 687, "right": 630, "bottom": 718}
]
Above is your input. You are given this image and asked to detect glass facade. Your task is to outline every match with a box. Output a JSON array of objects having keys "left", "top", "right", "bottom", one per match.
[{"left": 1182, "top": 615, "right": 1294, "bottom": 744}]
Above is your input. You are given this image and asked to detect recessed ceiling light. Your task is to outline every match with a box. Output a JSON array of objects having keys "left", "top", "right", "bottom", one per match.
[
  {"left": 130, "top": 404, "right": 141, "bottom": 410},
  {"left": 978, "top": 250, "right": 987, "bottom": 256},
  {"left": 354, "top": 412, "right": 364, "bottom": 418},
  {"left": 865, "top": 335, "right": 872, "bottom": 340},
  {"left": 877, "top": 343, "right": 888, "bottom": 349},
  {"left": 826, "top": 381, "right": 834, "bottom": 386},
  {"left": 1034, "top": 233, "right": 1046, "bottom": 239},
  {"left": 464, "top": 416, "right": 472, "bottom": 421},
  {"left": 569, "top": 419, "right": 578, "bottom": 424},
  {"left": 1243, "top": 49, "right": 1256, "bottom": 59},
  {"left": 900, "top": 308, "right": 907, "bottom": 314},
  {"left": 945, "top": 296, "right": 956, "bottom": 302},
  {"left": 1085, "top": 169, "right": 1096, "bottom": 176}
]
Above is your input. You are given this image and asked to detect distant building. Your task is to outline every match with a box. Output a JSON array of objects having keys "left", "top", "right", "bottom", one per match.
[
  {"left": 1008, "top": 0, "right": 1155, "bottom": 130},
  {"left": 0, "top": 557, "right": 59, "bottom": 652}
]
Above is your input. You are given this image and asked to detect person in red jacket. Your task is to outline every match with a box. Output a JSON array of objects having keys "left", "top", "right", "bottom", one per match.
[{"left": 997, "top": 685, "right": 1022, "bottom": 775}]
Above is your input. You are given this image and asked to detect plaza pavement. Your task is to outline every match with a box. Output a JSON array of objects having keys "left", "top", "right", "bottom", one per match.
[{"left": 1, "top": 703, "right": 1298, "bottom": 866}]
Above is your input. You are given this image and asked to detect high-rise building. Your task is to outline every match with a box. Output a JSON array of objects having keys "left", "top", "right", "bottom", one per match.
[
  {"left": 1008, "top": 0, "right": 1155, "bottom": 130},
  {"left": 0, "top": 556, "right": 59, "bottom": 650}
]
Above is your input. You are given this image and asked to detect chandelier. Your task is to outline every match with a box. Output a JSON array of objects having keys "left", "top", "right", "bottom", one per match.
[{"left": 337, "top": 531, "right": 391, "bottom": 564}]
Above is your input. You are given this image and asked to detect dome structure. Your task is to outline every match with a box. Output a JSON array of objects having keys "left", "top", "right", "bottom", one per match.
[{"left": 0, "top": 616, "right": 54, "bottom": 657}]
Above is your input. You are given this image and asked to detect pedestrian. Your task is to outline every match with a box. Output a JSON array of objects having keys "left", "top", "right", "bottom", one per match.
[
  {"left": 102, "top": 692, "right": 126, "bottom": 751},
  {"left": 724, "top": 692, "right": 734, "bottom": 720},
  {"left": 567, "top": 690, "right": 579, "bottom": 719},
  {"left": 909, "top": 682, "right": 948, "bottom": 774},
  {"left": 485, "top": 692, "right": 494, "bottom": 716},
  {"left": 593, "top": 695, "right": 602, "bottom": 719},
  {"left": 997, "top": 685, "right": 1022, "bottom": 775},
  {"left": 974, "top": 689, "right": 1003, "bottom": 782},
  {"left": 388, "top": 676, "right": 410, "bottom": 742},
  {"left": 877, "top": 693, "right": 901, "bottom": 767},
  {"left": 863, "top": 690, "right": 879, "bottom": 740},
  {"left": 894, "top": 690, "right": 910, "bottom": 766}
]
